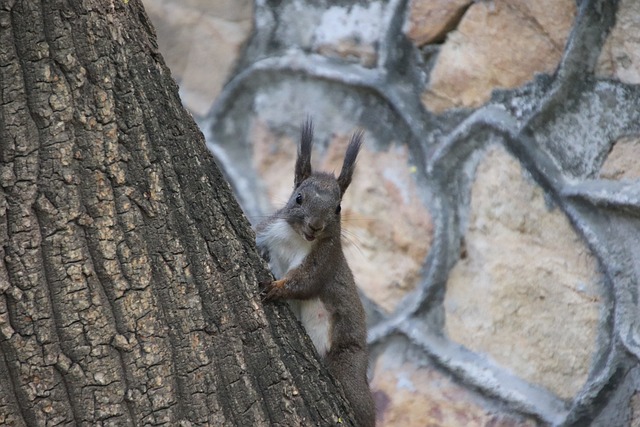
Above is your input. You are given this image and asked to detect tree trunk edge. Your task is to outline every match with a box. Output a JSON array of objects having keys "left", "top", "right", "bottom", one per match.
[{"left": 0, "top": 0, "right": 357, "bottom": 425}]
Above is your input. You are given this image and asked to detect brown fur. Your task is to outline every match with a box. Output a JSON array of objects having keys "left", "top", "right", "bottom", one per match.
[{"left": 257, "top": 120, "right": 375, "bottom": 426}]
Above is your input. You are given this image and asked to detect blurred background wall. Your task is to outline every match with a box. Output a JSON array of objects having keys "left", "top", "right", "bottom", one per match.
[{"left": 142, "top": 1, "right": 640, "bottom": 425}]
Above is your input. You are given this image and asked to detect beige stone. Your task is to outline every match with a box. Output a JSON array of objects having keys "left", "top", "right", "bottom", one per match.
[
  {"left": 143, "top": 0, "right": 253, "bottom": 116},
  {"left": 251, "top": 120, "right": 298, "bottom": 210},
  {"left": 315, "top": 40, "right": 378, "bottom": 69},
  {"left": 163, "top": 0, "right": 252, "bottom": 19},
  {"left": 251, "top": 120, "right": 433, "bottom": 313},
  {"left": 599, "top": 135, "right": 640, "bottom": 180},
  {"left": 325, "top": 137, "right": 434, "bottom": 313},
  {"left": 371, "top": 342, "right": 538, "bottom": 427},
  {"left": 312, "top": 2, "right": 386, "bottom": 68},
  {"left": 596, "top": 0, "right": 640, "bottom": 84},
  {"left": 422, "top": 0, "right": 575, "bottom": 112},
  {"left": 404, "top": 0, "right": 473, "bottom": 46},
  {"left": 444, "top": 145, "right": 601, "bottom": 399}
]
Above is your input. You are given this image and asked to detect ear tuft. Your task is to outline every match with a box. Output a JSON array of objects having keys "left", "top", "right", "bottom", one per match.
[
  {"left": 295, "top": 118, "right": 313, "bottom": 188},
  {"left": 337, "top": 129, "right": 363, "bottom": 196}
]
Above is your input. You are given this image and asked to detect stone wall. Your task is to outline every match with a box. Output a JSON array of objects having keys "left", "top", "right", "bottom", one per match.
[{"left": 144, "top": 0, "right": 640, "bottom": 425}]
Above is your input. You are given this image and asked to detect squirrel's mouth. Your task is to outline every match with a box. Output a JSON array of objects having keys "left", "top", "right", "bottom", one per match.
[{"left": 302, "top": 232, "right": 316, "bottom": 242}]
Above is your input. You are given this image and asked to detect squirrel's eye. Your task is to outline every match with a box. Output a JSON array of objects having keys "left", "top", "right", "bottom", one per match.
[
  {"left": 335, "top": 204, "right": 341, "bottom": 214},
  {"left": 295, "top": 193, "right": 302, "bottom": 204}
]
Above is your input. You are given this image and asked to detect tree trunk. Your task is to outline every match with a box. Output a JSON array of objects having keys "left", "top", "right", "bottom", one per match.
[{"left": 0, "top": 1, "right": 354, "bottom": 425}]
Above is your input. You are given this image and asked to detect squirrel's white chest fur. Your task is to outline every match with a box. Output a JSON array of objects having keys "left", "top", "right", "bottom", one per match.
[{"left": 256, "top": 218, "right": 331, "bottom": 357}]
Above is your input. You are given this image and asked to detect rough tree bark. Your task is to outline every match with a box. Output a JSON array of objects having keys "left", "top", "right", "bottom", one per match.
[{"left": 0, "top": 1, "right": 355, "bottom": 425}]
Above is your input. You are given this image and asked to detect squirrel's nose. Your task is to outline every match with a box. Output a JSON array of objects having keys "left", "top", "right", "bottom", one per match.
[{"left": 308, "top": 218, "right": 324, "bottom": 232}]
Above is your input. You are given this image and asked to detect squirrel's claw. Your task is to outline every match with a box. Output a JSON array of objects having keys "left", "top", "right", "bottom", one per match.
[
  {"left": 260, "top": 279, "right": 286, "bottom": 302},
  {"left": 258, "top": 280, "right": 272, "bottom": 301}
]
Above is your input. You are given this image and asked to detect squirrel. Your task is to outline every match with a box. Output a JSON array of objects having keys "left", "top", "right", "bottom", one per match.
[{"left": 256, "top": 119, "right": 376, "bottom": 427}]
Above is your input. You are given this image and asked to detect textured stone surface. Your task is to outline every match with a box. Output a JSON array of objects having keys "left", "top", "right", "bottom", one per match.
[
  {"left": 599, "top": 135, "right": 640, "bottom": 180},
  {"left": 590, "top": 367, "right": 640, "bottom": 427},
  {"left": 143, "top": 0, "right": 253, "bottom": 116},
  {"left": 248, "top": 1, "right": 387, "bottom": 68},
  {"left": 422, "top": 0, "right": 576, "bottom": 112},
  {"left": 371, "top": 340, "right": 539, "bottom": 427},
  {"left": 632, "top": 392, "right": 640, "bottom": 427},
  {"left": 251, "top": 119, "right": 433, "bottom": 313},
  {"left": 404, "top": 0, "right": 472, "bottom": 46},
  {"left": 147, "top": 0, "right": 640, "bottom": 424},
  {"left": 312, "top": 2, "right": 387, "bottom": 67},
  {"left": 444, "top": 145, "right": 601, "bottom": 399},
  {"left": 596, "top": 0, "right": 640, "bottom": 84}
]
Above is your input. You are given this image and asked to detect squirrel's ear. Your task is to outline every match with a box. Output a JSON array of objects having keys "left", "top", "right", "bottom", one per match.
[
  {"left": 295, "top": 118, "right": 313, "bottom": 188},
  {"left": 337, "top": 129, "right": 363, "bottom": 196}
]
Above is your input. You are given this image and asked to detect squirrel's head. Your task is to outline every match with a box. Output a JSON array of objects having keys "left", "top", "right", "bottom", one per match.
[{"left": 284, "top": 119, "right": 362, "bottom": 242}]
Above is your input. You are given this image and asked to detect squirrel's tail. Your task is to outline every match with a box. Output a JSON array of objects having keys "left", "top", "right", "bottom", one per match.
[{"left": 327, "top": 348, "right": 376, "bottom": 427}]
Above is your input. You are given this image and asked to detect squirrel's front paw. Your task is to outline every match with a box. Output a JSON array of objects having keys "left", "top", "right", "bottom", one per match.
[{"left": 259, "top": 279, "right": 286, "bottom": 302}]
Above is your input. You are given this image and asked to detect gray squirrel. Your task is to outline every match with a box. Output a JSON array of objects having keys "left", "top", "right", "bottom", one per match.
[{"left": 256, "top": 119, "right": 376, "bottom": 427}]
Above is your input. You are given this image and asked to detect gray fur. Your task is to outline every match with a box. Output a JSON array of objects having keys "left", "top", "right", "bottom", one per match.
[{"left": 256, "top": 120, "right": 375, "bottom": 427}]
